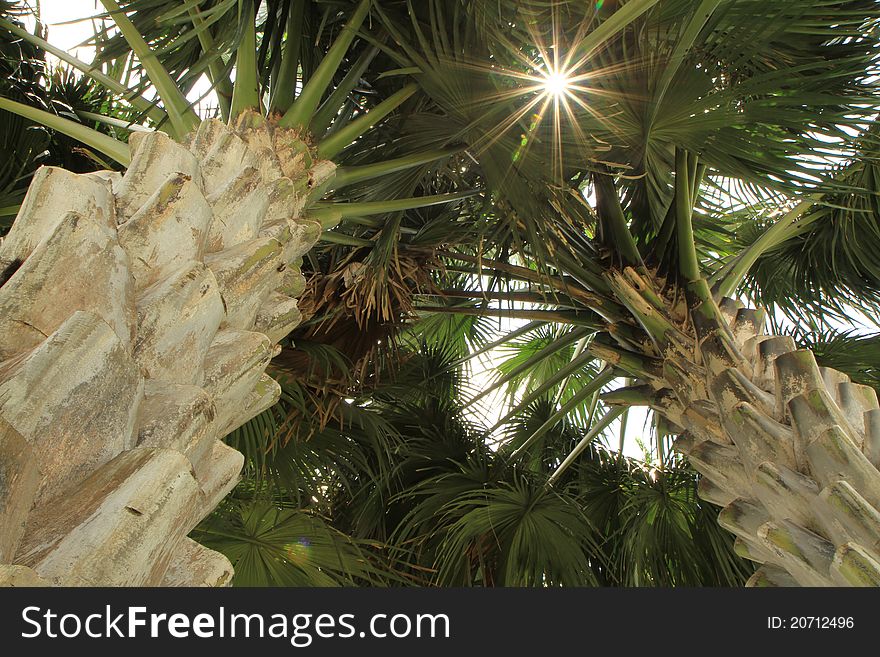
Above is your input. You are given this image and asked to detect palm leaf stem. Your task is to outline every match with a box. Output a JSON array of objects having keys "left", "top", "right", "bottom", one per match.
[
  {"left": 594, "top": 172, "right": 642, "bottom": 266},
  {"left": 432, "top": 289, "right": 581, "bottom": 307},
  {"left": 332, "top": 147, "right": 460, "bottom": 189},
  {"left": 487, "top": 356, "right": 610, "bottom": 435},
  {"left": 280, "top": 0, "right": 372, "bottom": 129},
  {"left": 547, "top": 407, "right": 626, "bottom": 486},
  {"left": 229, "top": 0, "right": 260, "bottom": 119},
  {"left": 435, "top": 250, "right": 624, "bottom": 319},
  {"left": 187, "top": 3, "right": 233, "bottom": 120},
  {"left": 415, "top": 306, "right": 601, "bottom": 328},
  {"left": 99, "top": 0, "right": 200, "bottom": 137},
  {"left": 317, "top": 83, "right": 417, "bottom": 159},
  {"left": 0, "top": 97, "right": 130, "bottom": 165},
  {"left": 310, "top": 45, "right": 380, "bottom": 136},
  {"left": 714, "top": 200, "right": 815, "bottom": 298},
  {"left": 268, "top": 0, "right": 305, "bottom": 114},
  {"left": 465, "top": 326, "right": 594, "bottom": 406},
  {"left": 510, "top": 381, "right": 620, "bottom": 463}
]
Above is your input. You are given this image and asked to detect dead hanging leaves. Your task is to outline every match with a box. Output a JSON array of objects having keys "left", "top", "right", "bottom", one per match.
[
  {"left": 300, "top": 248, "right": 441, "bottom": 330},
  {"left": 267, "top": 248, "right": 442, "bottom": 442}
]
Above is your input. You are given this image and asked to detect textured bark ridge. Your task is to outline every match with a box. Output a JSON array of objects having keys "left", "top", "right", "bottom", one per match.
[
  {"left": 0, "top": 111, "right": 328, "bottom": 586},
  {"left": 603, "top": 269, "right": 880, "bottom": 586}
]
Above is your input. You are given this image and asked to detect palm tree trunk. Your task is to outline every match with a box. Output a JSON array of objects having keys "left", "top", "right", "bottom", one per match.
[
  {"left": 602, "top": 269, "right": 880, "bottom": 586},
  {"left": 0, "top": 112, "right": 328, "bottom": 586}
]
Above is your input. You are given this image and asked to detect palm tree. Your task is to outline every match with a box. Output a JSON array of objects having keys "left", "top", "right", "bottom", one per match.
[
  {"left": 2, "top": 0, "right": 880, "bottom": 588},
  {"left": 378, "top": 0, "right": 880, "bottom": 586},
  {"left": 0, "top": 0, "right": 467, "bottom": 586}
]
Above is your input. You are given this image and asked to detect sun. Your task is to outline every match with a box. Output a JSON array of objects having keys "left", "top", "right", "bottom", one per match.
[
  {"left": 542, "top": 70, "right": 571, "bottom": 98},
  {"left": 451, "top": 23, "right": 600, "bottom": 177}
]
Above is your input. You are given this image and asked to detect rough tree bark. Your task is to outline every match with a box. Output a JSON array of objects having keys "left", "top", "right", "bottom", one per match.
[
  {"left": 0, "top": 112, "right": 329, "bottom": 586},
  {"left": 602, "top": 269, "right": 880, "bottom": 586}
]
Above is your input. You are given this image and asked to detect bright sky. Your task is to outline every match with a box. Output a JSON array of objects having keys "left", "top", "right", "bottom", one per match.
[
  {"left": 23, "top": 0, "right": 219, "bottom": 115},
  {"left": 22, "top": 1, "right": 100, "bottom": 59}
]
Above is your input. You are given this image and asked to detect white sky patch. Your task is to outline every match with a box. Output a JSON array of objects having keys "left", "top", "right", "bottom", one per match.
[
  {"left": 23, "top": 0, "right": 219, "bottom": 117},
  {"left": 23, "top": 1, "right": 101, "bottom": 60}
]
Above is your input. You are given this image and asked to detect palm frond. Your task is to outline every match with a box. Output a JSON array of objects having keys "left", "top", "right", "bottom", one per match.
[{"left": 193, "top": 499, "right": 397, "bottom": 586}]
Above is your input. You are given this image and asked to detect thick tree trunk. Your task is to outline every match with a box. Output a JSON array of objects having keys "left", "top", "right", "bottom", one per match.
[
  {"left": 603, "top": 269, "right": 880, "bottom": 586},
  {"left": 0, "top": 112, "right": 328, "bottom": 586}
]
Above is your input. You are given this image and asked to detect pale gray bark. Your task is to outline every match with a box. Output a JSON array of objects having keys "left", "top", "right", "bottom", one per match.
[
  {"left": 606, "top": 271, "right": 880, "bottom": 586},
  {"left": 0, "top": 112, "right": 326, "bottom": 586}
]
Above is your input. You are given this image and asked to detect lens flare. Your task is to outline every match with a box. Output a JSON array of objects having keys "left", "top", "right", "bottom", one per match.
[
  {"left": 284, "top": 537, "right": 312, "bottom": 565},
  {"left": 542, "top": 70, "right": 571, "bottom": 98},
  {"left": 441, "top": 7, "right": 608, "bottom": 182}
]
